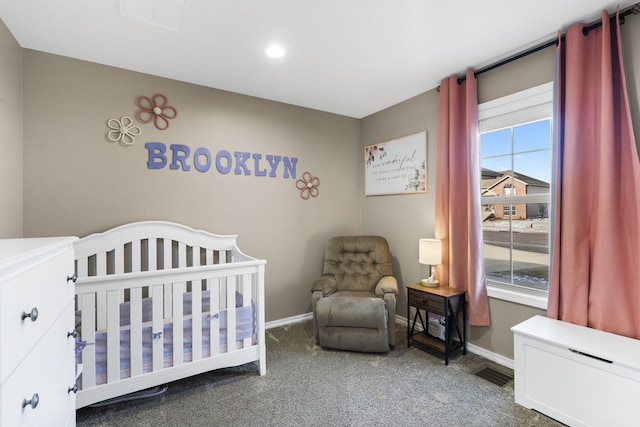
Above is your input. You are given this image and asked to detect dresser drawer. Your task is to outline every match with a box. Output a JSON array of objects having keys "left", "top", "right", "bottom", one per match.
[
  {"left": 0, "top": 249, "right": 75, "bottom": 384},
  {"left": 408, "top": 289, "right": 444, "bottom": 315},
  {"left": 0, "top": 303, "right": 76, "bottom": 427}
]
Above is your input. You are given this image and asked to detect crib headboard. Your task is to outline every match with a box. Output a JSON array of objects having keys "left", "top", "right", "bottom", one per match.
[
  {"left": 72, "top": 221, "right": 267, "bottom": 407},
  {"left": 74, "top": 221, "right": 251, "bottom": 279}
]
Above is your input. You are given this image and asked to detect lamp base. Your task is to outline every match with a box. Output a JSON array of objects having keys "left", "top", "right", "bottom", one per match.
[{"left": 420, "top": 279, "right": 439, "bottom": 288}]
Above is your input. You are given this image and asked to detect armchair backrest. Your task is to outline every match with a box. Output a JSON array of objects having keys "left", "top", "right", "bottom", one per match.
[{"left": 322, "top": 236, "right": 393, "bottom": 293}]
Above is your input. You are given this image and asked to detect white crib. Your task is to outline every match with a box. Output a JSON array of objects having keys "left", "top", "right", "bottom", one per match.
[{"left": 73, "top": 221, "right": 266, "bottom": 409}]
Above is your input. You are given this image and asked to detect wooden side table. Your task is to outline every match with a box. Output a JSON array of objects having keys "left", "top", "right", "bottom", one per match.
[{"left": 407, "top": 283, "right": 466, "bottom": 365}]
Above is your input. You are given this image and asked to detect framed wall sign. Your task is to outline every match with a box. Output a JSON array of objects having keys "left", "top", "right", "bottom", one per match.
[{"left": 364, "top": 131, "right": 427, "bottom": 196}]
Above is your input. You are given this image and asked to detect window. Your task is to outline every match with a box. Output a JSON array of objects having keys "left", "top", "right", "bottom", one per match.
[
  {"left": 503, "top": 183, "right": 515, "bottom": 196},
  {"left": 502, "top": 205, "right": 516, "bottom": 216},
  {"left": 478, "top": 82, "right": 553, "bottom": 309}
]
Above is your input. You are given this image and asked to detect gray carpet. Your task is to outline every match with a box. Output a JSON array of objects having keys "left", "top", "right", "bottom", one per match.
[{"left": 77, "top": 320, "right": 563, "bottom": 426}]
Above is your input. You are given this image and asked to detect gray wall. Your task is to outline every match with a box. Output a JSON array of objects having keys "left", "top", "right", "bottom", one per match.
[
  {"left": 21, "top": 50, "right": 361, "bottom": 323},
  {"left": 359, "top": 90, "right": 440, "bottom": 321},
  {"left": 0, "top": 18, "right": 22, "bottom": 238}
]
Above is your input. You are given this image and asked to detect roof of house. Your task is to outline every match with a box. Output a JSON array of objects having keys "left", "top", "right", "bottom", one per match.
[{"left": 481, "top": 168, "right": 550, "bottom": 191}]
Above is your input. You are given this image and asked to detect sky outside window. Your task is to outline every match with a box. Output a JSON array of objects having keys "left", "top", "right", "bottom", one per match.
[{"left": 481, "top": 120, "right": 551, "bottom": 183}]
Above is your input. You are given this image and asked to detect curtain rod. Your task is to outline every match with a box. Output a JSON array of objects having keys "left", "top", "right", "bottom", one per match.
[{"left": 453, "top": 2, "right": 640, "bottom": 85}]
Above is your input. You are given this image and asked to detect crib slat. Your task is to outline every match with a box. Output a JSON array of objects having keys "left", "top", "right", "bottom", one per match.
[
  {"left": 76, "top": 257, "right": 88, "bottom": 279},
  {"left": 172, "top": 283, "right": 184, "bottom": 366},
  {"left": 226, "top": 276, "right": 236, "bottom": 348},
  {"left": 106, "top": 291, "right": 120, "bottom": 383},
  {"left": 171, "top": 241, "right": 186, "bottom": 368},
  {"left": 96, "top": 293, "right": 107, "bottom": 331},
  {"left": 203, "top": 249, "right": 213, "bottom": 291},
  {"left": 191, "top": 247, "right": 202, "bottom": 361},
  {"left": 178, "top": 242, "right": 187, "bottom": 267},
  {"left": 97, "top": 252, "right": 107, "bottom": 276},
  {"left": 148, "top": 238, "right": 158, "bottom": 271},
  {"left": 152, "top": 284, "right": 164, "bottom": 372},
  {"left": 191, "top": 278, "right": 202, "bottom": 361},
  {"left": 163, "top": 239, "right": 172, "bottom": 269},
  {"left": 130, "top": 287, "right": 143, "bottom": 377},
  {"left": 210, "top": 284, "right": 220, "bottom": 357},
  {"left": 219, "top": 251, "right": 228, "bottom": 310},
  {"left": 132, "top": 240, "right": 141, "bottom": 273},
  {"left": 242, "top": 273, "right": 252, "bottom": 348},
  {"left": 114, "top": 246, "right": 125, "bottom": 304},
  {"left": 192, "top": 247, "right": 201, "bottom": 267},
  {"left": 80, "top": 293, "right": 96, "bottom": 389},
  {"left": 163, "top": 239, "right": 172, "bottom": 316},
  {"left": 96, "top": 253, "right": 108, "bottom": 330},
  {"left": 257, "top": 263, "right": 266, "bottom": 375},
  {"left": 114, "top": 246, "right": 124, "bottom": 275}
]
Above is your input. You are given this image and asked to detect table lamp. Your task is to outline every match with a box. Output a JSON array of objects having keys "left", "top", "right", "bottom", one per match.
[{"left": 419, "top": 238, "right": 442, "bottom": 287}]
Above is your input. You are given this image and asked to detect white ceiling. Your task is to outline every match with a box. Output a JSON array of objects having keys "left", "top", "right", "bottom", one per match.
[{"left": 0, "top": 0, "right": 637, "bottom": 118}]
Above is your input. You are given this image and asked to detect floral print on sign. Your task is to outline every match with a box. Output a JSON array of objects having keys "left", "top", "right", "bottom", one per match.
[
  {"left": 405, "top": 161, "right": 426, "bottom": 192},
  {"left": 365, "top": 145, "right": 387, "bottom": 165}
]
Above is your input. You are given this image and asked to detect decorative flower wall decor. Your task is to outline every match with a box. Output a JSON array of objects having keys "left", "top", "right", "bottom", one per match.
[
  {"left": 106, "top": 116, "right": 142, "bottom": 145},
  {"left": 296, "top": 171, "right": 320, "bottom": 199},
  {"left": 136, "top": 94, "right": 177, "bottom": 130}
]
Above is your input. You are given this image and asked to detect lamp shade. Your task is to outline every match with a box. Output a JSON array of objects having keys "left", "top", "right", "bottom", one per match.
[{"left": 419, "top": 238, "right": 442, "bottom": 265}]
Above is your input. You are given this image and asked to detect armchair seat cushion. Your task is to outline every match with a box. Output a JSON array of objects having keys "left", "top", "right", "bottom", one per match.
[
  {"left": 316, "top": 294, "right": 387, "bottom": 330},
  {"left": 315, "top": 294, "right": 390, "bottom": 353}
]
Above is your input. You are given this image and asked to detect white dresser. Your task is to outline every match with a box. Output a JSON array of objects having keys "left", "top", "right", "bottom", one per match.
[{"left": 0, "top": 237, "right": 78, "bottom": 427}]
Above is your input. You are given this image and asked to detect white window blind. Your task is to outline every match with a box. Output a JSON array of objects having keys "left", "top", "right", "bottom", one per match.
[{"left": 478, "top": 82, "right": 553, "bottom": 133}]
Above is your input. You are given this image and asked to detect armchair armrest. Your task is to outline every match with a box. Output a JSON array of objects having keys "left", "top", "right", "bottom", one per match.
[
  {"left": 375, "top": 275, "right": 399, "bottom": 297},
  {"left": 312, "top": 275, "right": 337, "bottom": 297}
]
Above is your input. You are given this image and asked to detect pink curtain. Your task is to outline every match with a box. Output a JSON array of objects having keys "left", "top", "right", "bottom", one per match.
[
  {"left": 548, "top": 10, "right": 640, "bottom": 338},
  {"left": 435, "top": 68, "right": 490, "bottom": 326}
]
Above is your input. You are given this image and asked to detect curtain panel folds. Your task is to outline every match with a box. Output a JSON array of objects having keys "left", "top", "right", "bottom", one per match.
[
  {"left": 435, "top": 69, "right": 490, "bottom": 326},
  {"left": 549, "top": 9, "right": 640, "bottom": 339}
]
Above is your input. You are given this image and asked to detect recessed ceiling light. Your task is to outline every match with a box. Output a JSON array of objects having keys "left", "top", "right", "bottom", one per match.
[{"left": 266, "top": 45, "right": 285, "bottom": 59}]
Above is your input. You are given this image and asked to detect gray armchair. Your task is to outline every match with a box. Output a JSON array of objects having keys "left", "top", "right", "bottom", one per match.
[{"left": 311, "top": 236, "right": 399, "bottom": 353}]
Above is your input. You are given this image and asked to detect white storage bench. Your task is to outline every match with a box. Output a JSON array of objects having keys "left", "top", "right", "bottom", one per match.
[{"left": 512, "top": 315, "right": 640, "bottom": 427}]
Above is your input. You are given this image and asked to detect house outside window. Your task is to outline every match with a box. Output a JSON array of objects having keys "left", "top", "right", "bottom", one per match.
[{"left": 478, "top": 82, "right": 553, "bottom": 309}]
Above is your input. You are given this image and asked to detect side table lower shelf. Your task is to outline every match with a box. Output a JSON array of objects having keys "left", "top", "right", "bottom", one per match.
[
  {"left": 407, "top": 283, "right": 467, "bottom": 365},
  {"left": 409, "top": 330, "right": 463, "bottom": 355}
]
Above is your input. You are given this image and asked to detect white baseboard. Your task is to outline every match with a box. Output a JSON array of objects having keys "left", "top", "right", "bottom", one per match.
[
  {"left": 398, "top": 314, "right": 514, "bottom": 369},
  {"left": 395, "top": 314, "right": 409, "bottom": 326},
  {"left": 270, "top": 313, "right": 514, "bottom": 369},
  {"left": 466, "top": 343, "right": 514, "bottom": 369},
  {"left": 266, "top": 312, "right": 313, "bottom": 329}
]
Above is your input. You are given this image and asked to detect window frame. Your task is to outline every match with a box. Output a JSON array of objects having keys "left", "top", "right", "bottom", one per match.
[{"left": 478, "top": 82, "right": 553, "bottom": 310}]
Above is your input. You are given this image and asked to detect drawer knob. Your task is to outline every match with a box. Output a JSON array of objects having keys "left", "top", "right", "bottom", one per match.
[
  {"left": 67, "top": 330, "right": 78, "bottom": 338},
  {"left": 21, "top": 307, "right": 39, "bottom": 322},
  {"left": 68, "top": 384, "right": 78, "bottom": 394},
  {"left": 22, "top": 393, "right": 39, "bottom": 409},
  {"left": 67, "top": 274, "right": 77, "bottom": 283}
]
